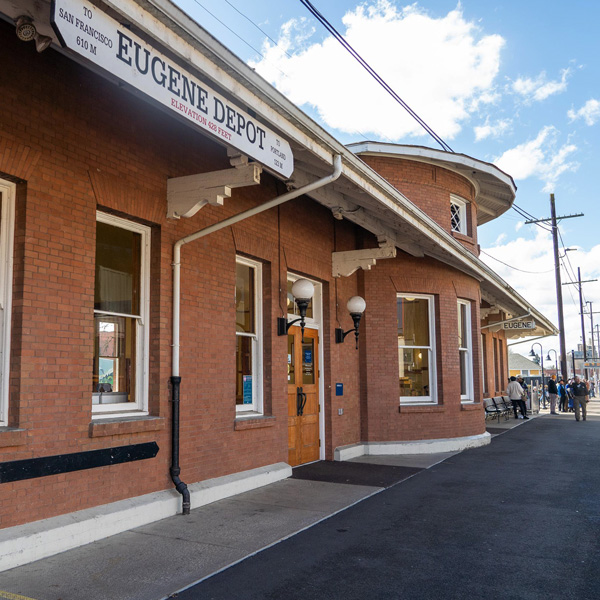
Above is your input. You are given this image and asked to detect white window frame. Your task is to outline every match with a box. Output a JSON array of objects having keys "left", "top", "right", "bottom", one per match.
[
  {"left": 481, "top": 333, "right": 487, "bottom": 396},
  {"left": 458, "top": 299, "right": 474, "bottom": 402},
  {"left": 398, "top": 293, "right": 437, "bottom": 405},
  {"left": 0, "top": 180, "right": 15, "bottom": 427},
  {"left": 450, "top": 194, "right": 468, "bottom": 235},
  {"left": 235, "top": 256, "right": 263, "bottom": 416},
  {"left": 93, "top": 212, "right": 150, "bottom": 418}
]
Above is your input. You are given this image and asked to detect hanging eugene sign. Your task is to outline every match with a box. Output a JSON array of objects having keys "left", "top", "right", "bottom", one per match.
[{"left": 50, "top": 0, "right": 293, "bottom": 177}]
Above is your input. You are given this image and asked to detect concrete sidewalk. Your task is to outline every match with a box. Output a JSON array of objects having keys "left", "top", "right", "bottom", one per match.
[{"left": 0, "top": 412, "right": 547, "bottom": 600}]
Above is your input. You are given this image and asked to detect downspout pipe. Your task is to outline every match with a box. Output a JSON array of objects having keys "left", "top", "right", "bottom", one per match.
[{"left": 169, "top": 154, "right": 343, "bottom": 514}]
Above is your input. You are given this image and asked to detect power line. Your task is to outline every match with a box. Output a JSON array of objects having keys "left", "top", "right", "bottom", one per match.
[
  {"left": 480, "top": 249, "right": 554, "bottom": 274},
  {"left": 190, "top": 0, "right": 288, "bottom": 77},
  {"left": 195, "top": 0, "right": 375, "bottom": 143},
  {"left": 298, "top": 0, "right": 453, "bottom": 152},
  {"left": 223, "top": 0, "right": 295, "bottom": 59}
]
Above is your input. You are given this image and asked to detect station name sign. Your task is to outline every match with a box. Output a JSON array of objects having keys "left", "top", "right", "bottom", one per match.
[
  {"left": 503, "top": 320, "right": 536, "bottom": 330},
  {"left": 50, "top": 0, "right": 293, "bottom": 177}
]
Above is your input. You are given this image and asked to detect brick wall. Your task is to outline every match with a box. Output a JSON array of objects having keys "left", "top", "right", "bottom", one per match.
[
  {"left": 0, "top": 21, "right": 489, "bottom": 529},
  {"left": 359, "top": 155, "right": 479, "bottom": 254}
]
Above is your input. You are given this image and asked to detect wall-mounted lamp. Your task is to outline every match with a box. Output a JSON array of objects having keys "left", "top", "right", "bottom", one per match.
[
  {"left": 15, "top": 16, "right": 52, "bottom": 53},
  {"left": 277, "top": 279, "right": 315, "bottom": 340},
  {"left": 335, "top": 296, "right": 366, "bottom": 349}
]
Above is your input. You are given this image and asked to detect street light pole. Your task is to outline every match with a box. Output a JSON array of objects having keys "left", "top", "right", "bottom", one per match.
[
  {"left": 530, "top": 343, "right": 545, "bottom": 409},
  {"left": 586, "top": 301, "right": 596, "bottom": 361}
]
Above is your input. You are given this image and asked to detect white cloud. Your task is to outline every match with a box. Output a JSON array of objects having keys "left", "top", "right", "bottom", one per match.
[
  {"left": 511, "top": 68, "right": 571, "bottom": 103},
  {"left": 568, "top": 99, "right": 600, "bottom": 126},
  {"left": 474, "top": 117, "right": 511, "bottom": 141},
  {"left": 494, "top": 126, "right": 578, "bottom": 192},
  {"left": 250, "top": 1, "right": 505, "bottom": 140},
  {"left": 481, "top": 229, "right": 600, "bottom": 360}
]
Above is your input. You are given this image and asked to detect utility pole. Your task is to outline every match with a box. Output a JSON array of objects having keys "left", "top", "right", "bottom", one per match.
[
  {"left": 585, "top": 300, "right": 597, "bottom": 359},
  {"left": 525, "top": 195, "right": 583, "bottom": 380},
  {"left": 564, "top": 268, "right": 598, "bottom": 379}
]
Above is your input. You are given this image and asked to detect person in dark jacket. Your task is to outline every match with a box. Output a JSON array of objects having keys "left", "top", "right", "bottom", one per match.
[
  {"left": 558, "top": 379, "right": 568, "bottom": 412},
  {"left": 571, "top": 375, "right": 589, "bottom": 422},
  {"left": 547, "top": 375, "right": 558, "bottom": 414}
]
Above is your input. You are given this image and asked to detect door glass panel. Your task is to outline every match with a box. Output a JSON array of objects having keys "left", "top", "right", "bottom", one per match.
[
  {"left": 302, "top": 338, "right": 315, "bottom": 385},
  {"left": 287, "top": 334, "right": 295, "bottom": 384}
]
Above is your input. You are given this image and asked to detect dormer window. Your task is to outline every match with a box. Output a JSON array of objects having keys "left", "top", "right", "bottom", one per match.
[{"left": 450, "top": 195, "right": 468, "bottom": 235}]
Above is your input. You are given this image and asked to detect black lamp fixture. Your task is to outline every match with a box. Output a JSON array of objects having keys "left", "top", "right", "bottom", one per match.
[
  {"left": 277, "top": 278, "right": 315, "bottom": 339},
  {"left": 335, "top": 296, "right": 366, "bottom": 349}
]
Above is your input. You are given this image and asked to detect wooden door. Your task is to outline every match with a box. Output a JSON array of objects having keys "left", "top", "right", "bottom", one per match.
[{"left": 287, "top": 326, "right": 320, "bottom": 466}]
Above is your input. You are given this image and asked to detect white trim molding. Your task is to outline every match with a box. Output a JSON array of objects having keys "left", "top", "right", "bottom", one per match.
[
  {"left": 0, "top": 179, "right": 15, "bottom": 427},
  {"left": 0, "top": 462, "right": 291, "bottom": 573},
  {"left": 334, "top": 432, "right": 491, "bottom": 461}
]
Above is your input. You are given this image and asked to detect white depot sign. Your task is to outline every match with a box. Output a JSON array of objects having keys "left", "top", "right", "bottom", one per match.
[
  {"left": 503, "top": 320, "right": 536, "bottom": 331},
  {"left": 51, "top": 0, "right": 293, "bottom": 177}
]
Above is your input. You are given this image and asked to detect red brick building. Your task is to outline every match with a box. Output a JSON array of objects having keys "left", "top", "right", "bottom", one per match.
[{"left": 0, "top": 0, "right": 555, "bottom": 569}]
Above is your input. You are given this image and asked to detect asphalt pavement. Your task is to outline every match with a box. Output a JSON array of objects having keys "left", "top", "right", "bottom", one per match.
[{"left": 1, "top": 401, "right": 598, "bottom": 600}]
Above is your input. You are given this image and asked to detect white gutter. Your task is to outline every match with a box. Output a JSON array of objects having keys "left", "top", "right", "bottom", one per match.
[
  {"left": 102, "top": 0, "right": 556, "bottom": 336},
  {"left": 171, "top": 154, "right": 343, "bottom": 376}
]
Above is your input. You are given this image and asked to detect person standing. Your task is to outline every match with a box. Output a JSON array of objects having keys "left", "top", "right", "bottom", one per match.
[
  {"left": 571, "top": 375, "right": 589, "bottom": 422},
  {"left": 507, "top": 376, "right": 529, "bottom": 419},
  {"left": 558, "top": 379, "right": 568, "bottom": 412},
  {"left": 547, "top": 375, "right": 558, "bottom": 414}
]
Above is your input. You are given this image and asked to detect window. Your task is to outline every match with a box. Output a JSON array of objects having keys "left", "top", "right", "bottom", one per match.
[
  {"left": 0, "top": 180, "right": 15, "bottom": 427},
  {"left": 235, "top": 257, "right": 262, "bottom": 414},
  {"left": 397, "top": 294, "right": 436, "bottom": 403},
  {"left": 458, "top": 300, "right": 473, "bottom": 401},
  {"left": 93, "top": 213, "right": 150, "bottom": 416},
  {"left": 450, "top": 195, "right": 468, "bottom": 235}
]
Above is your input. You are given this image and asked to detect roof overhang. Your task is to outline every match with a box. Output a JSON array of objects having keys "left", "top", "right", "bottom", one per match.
[
  {"left": 0, "top": 0, "right": 555, "bottom": 337},
  {"left": 346, "top": 142, "right": 516, "bottom": 225}
]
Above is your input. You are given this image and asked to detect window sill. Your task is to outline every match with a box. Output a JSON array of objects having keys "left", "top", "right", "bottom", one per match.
[
  {"left": 461, "top": 402, "right": 481, "bottom": 411},
  {"left": 0, "top": 427, "right": 28, "bottom": 447},
  {"left": 399, "top": 404, "right": 445, "bottom": 413},
  {"left": 451, "top": 231, "right": 472, "bottom": 243},
  {"left": 234, "top": 415, "right": 276, "bottom": 431},
  {"left": 89, "top": 416, "right": 166, "bottom": 438}
]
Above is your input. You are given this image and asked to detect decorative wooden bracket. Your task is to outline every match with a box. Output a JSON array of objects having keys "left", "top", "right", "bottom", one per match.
[
  {"left": 167, "top": 163, "right": 262, "bottom": 219},
  {"left": 332, "top": 241, "right": 397, "bottom": 277}
]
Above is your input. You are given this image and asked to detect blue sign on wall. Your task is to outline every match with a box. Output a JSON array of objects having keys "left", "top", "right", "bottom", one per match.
[
  {"left": 243, "top": 375, "right": 253, "bottom": 404},
  {"left": 336, "top": 383, "right": 344, "bottom": 396}
]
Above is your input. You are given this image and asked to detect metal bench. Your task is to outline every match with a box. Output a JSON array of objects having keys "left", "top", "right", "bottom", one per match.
[
  {"left": 493, "top": 396, "right": 512, "bottom": 420},
  {"left": 498, "top": 395, "right": 516, "bottom": 417},
  {"left": 484, "top": 397, "right": 504, "bottom": 423}
]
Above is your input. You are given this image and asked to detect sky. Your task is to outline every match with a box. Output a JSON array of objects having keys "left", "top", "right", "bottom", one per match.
[{"left": 173, "top": 0, "right": 600, "bottom": 367}]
